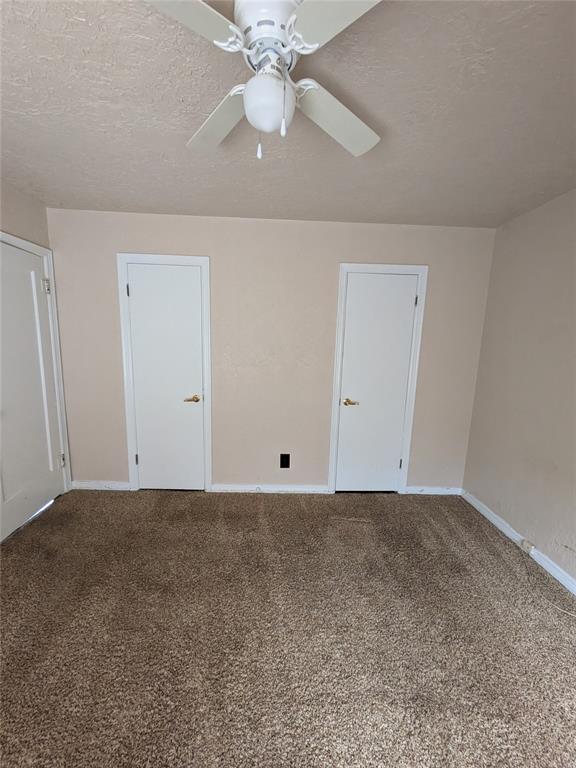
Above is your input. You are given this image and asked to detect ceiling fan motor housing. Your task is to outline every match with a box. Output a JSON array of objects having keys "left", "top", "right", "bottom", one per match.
[
  {"left": 235, "top": 0, "right": 301, "bottom": 72},
  {"left": 236, "top": 1, "right": 300, "bottom": 134}
]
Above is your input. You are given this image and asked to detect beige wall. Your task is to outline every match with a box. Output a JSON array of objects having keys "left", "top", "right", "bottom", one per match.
[
  {"left": 465, "top": 190, "right": 576, "bottom": 578},
  {"left": 47, "top": 209, "right": 494, "bottom": 487},
  {"left": 1, "top": 180, "right": 49, "bottom": 248}
]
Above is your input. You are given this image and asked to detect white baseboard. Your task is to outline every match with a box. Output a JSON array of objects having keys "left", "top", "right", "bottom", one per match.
[
  {"left": 210, "top": 485, "right": 462, "bottom": 496},
  {"left": 462, "top": 490, "right": 576, "bottom": 596},
  {"left": 70, "top": 480, "right": 133, "bottom": 491},
  {"left": 71, "top": 481, "right": 331, "bottom": 494},
  {"left": 211, "top": 485, "right": 467, "bottom": 495},
  {"left": 530, "top": 548, "right": 576, "bottom": 597},
  {"left": 208, "top": 484, "right": 332, "bottom": 494},
  {"left": 461, "top": 490, "right": 523, "bottom": 545},
  {"left": 400, "top": 486, "right": 463, "bottom": 495},
  {"left": 68, "top": 482, "right": 463, "bottom": 496}
]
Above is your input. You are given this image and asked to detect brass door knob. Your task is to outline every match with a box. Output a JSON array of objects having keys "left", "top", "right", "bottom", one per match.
[
  {"left": 342, "top": 398, "right": 359, "bottom": 406},
  {"left": 184, "top": 395, "right": 201, "bottom": 403}
]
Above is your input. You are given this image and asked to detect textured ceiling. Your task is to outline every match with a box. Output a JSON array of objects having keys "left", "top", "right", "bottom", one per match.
[{"left": 1, "top": 0, "right": 575, "bottom": 226}]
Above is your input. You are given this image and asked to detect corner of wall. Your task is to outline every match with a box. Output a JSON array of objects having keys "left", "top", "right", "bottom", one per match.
[
  {"left": 0, "top": 180, "right": 50, "bottom": 249},
  {"left": 461, "top": 226, "right": 497, "bottom": 490}
]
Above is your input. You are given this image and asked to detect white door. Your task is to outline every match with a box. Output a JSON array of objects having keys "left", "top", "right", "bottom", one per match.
[
  {"left": 335, "top": 270, "right": 421, "bottom": 491},
  {"left": 127, "top": 262, "right": 206, "bottom": 489},
  {"left": 1, "top": 241, "right": 65, "bottom": 538}
]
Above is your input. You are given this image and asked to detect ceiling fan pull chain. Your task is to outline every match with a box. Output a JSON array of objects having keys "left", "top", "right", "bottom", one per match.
[
  {"left": 257, "top": 139, "right": 263, "bottom": 160},
  {"left": 280, "top": 76, "right": 287, "bottom": 138}
]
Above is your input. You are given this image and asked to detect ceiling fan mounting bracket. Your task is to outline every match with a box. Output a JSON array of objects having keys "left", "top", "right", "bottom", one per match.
[
  {"left": 234, "top": 0, "right": 302, "bottom": 71},
  {"left": 213, "top": 23, "right": 248, "bottom": 54},
  {"left": 285, "top": 14, "right": 319, "bottom": 54},
  {"left": 242, "top": 38, "right": 298, "bottom": 74},
  {"left": 229, "top": 84, "right": 246, "bottom": 97},
  {"left": 293, "top": 77, "right": 319, "bottom": 100}
]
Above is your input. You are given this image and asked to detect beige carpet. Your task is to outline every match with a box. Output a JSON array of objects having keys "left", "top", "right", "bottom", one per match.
[{"left": 1, "top": 490, "right": 575, "bottom": 767}]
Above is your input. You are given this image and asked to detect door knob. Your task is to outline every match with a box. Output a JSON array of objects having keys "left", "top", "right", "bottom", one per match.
[
  {"left": 342, "top": 398, "right": 359, "bottom": 406},
  {"left": 184, "top": 395, "right": 201, "bottom": 403}
]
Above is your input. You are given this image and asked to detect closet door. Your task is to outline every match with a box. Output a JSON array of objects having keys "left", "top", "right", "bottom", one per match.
[
  {"left": 125, "top": 261, "right": 207, "bottom": 490},
  {"left": 335, "top": 270, "right": 421, "bottom": 491}
]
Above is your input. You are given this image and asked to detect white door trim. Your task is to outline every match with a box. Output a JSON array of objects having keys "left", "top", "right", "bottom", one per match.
[
  {"left": 328, "top": 263, "right": 428, "bottom": 493},
  {"left": 117, "top": 253, "right": 212, "bottom": 491},
  {"left": 1, "top": 230, "right": 71, "bottom": 493}
]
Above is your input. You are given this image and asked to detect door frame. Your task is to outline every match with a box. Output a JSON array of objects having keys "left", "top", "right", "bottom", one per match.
[
  {"left": 328, "top": 263, "right": 428, "bottom": 493},
  {"left": 117, "top": 253, "right": 212, "bottom": 491},
  {"left": 0, "top": 230, "right": 71, "bottom": 494}
]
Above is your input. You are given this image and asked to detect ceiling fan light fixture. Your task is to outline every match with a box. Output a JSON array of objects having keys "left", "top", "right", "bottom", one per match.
[{"left": 243, "top": 73, "right": 296, "bottom": 134}]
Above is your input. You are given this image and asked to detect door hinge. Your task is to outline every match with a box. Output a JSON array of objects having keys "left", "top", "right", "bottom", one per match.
[
  {"left": 60, "top": 453, "right": 66, "bottom": 468},
  {"left": 135, "top": 453, "right": 139, "bottom": 465},
  {"left": 399, "top": 458, "right": 403, "bottom": 469},
  {"left": 414, "top": 295, "right": 418, "bottom": 306},
  {"left": 126, "top": 283, "right": 130, "bottom": 297},
  {"left": 42, "top": 278, "right": 51, "bottom": 294}
]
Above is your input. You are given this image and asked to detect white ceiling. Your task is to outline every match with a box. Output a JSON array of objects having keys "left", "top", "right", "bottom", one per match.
[{"left": 1, "top": 0, "right": 574, "bottom": 227}]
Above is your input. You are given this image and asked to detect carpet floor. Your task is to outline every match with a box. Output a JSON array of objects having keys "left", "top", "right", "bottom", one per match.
[{"left": 1, "top": 491, "right": 575, "bottom": 767}]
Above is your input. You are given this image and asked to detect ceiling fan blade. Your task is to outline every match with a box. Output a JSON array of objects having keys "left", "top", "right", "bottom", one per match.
[
  {"left": 150, "top": 0, "right": 233, "bottom": 44},
  {"left": 293, "top": 0, "right": 381, "bottom": 49},
  {"left": 297, "top": 81, "right": 380, "bottom": 157},
  {"left": 187, "top": 87, "right": 245, "bottom": 149}
]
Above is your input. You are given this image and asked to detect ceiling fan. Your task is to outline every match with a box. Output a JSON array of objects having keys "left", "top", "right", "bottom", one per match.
[{"left": 150, "top": 0, "right": 381, "bottom": 157}]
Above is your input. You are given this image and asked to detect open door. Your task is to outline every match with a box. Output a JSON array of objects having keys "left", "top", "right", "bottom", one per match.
[{"left": 1, "top": 236, "right": 68, "bottom": 539}]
